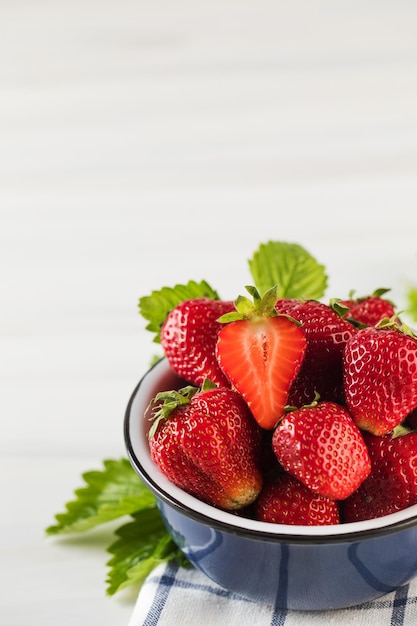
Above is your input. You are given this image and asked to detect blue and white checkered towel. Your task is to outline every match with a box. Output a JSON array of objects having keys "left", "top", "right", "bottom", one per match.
[{"left": 128, "top": 562, "right": 417, "bottom": 626}]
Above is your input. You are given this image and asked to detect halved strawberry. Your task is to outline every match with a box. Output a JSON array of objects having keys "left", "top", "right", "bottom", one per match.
[
  {"left": 254, "top": 474, "right": 340, "bottom": 526},
  {"left": 215, "top": 286, "right": 307, "bottom": 430},
  {"left": 148, "top": 381, "right": 263, "bottom": 511}
]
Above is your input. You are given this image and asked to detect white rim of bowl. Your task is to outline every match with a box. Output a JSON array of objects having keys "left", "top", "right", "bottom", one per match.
[{"left": 124, "top": 358, "right": 417, "bottom": 542}]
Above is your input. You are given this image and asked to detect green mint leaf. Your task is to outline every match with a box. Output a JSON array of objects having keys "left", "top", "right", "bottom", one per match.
[
  {"left": 106, "top": 509, "right": 189, "bottom": 595},
  {"left": 407, "top": 287, "right": 417, "bottom": 322},
  {"left": 46, "top": 458, "right": 155, "bottom": 535},
  {"left": 248, "top": 241, "right": 328, "bottom": 300},
  {"left": 138, "top": 280, "right": 220, "bottom": 344}
]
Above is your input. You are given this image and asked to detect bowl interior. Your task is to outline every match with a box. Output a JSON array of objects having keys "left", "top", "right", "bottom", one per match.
[{"left": 125, "top": 358, "right": 417, "bottom": 541}]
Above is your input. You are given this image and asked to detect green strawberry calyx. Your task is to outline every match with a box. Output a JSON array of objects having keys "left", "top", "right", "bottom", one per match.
[
  {"left": 375, "top": 314, "right": 417, "bottom": 338},
  {"left": 147, "top": 380, "right": 217, "bottom": 439},
  {"left": 329, "top": 297, "right": 369, "bottom": 329},
  {"left": 283, "top": 391, "right": 321, "bottom": 415},
  {"left": 329, "top": 298, "right": 352, "bottom": 318},
  {"left": 217, "top": 285, "right": 301, "bottom": 325}
]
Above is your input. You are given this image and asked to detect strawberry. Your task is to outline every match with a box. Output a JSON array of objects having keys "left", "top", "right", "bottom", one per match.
[
  {"left": 215, "top": 286, "right": 307, "bottom": 430},
  {"left": 341, "top": 430, "right": 417, "bottom": 522},
  {"left": 339, "top": 288, "right": 398, "bottom": 327},
  {"left": 275, "top": 299, "right": 357, "bottom": 407},
  {"left": 254, "top": 474, "right": 340, "bottom": 526},
  {"left": 271, "top": 401, "right": 371, "bottom": 500},
  {"left": 160, "top": 298, "right": 235, "bottom": 387},
  {"left": 343, "top": 319, "right": 417, "bottom": 435},
  {"left": 147, "top": 381, "right": 263, "bottom": 510}
]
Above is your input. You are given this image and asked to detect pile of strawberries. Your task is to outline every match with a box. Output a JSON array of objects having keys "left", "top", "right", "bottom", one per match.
[{"left": 143, "top": 261, "right": 417, "bottom": 526}]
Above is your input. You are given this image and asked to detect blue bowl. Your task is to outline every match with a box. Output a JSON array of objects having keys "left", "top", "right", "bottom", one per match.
[{"left": 124, "top": 358, "right": 417, "bottom": 611}]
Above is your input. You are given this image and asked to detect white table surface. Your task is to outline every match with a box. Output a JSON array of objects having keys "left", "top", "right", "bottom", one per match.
[{"left": 2, "top": 1, "right": 417, "bottom": 624}]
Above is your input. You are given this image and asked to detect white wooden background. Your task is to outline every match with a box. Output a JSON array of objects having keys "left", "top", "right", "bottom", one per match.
[{"left": 2, "top": 1, "right": 417, "bottom": 624}]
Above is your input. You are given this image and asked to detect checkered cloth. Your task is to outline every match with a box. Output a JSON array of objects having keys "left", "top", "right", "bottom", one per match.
[{"left": 128, "top": 562, "right": 417, "bottom": 626}]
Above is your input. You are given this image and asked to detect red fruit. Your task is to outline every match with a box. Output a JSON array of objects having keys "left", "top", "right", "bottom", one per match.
[
  {"left": 275, "top": 299, "right": 357, "bottom": 407},
  {"left": 216, "top": 287, "right": 307, "bottom": 430},
  {"left": 160, "top": 298, "right": 235, "bottom": 387},
  {"left": 339, "top": 289, "right": 397, "bottom": 327},
  {"left": 343, "top": 321, "right": 417, "bottom": 435},
  {"left": 342, "top": 431, "right": 417, "bottom": 522},
  {"left": 148, "top": 382, "right": 263, "bottom": 510},
  {"left": 272, "top": 401, "right": 371, "bottom": 500},
  {"left": 254, "top": 474, "right": 340, "bottom": 526}
]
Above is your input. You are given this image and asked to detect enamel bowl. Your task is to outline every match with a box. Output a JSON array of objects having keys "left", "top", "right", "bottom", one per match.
[{"left": 124, "top": 358, "right": 417, "bottom": 611}]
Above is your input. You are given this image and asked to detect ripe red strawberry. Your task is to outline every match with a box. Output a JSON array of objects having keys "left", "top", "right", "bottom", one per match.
[
  {"left": 254, "top": 474, "right": 340, "bottom": 526},
  {"left": 147, "top": 381, "right": 263, "bottom": 510},
  {"left": 215, "top": 286, "right": 307, "bottom": 430},
  {"left": 341, "top": 430, "right": 417, "bottom": 522},
  {"left": 339, "top": 288, "right": 397, "bottom": 327},
  {"left": 275, "top": 299, "right": 357, "bottom": 407},
  {"left": 160, "top": 298, "right": 235, "bottom": 387},
  {"left": 272, "top": 401, "right": 371, "bottom": 500},
  {"left": 343, "top": 320, "right": 417, "bottom": 435}
]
